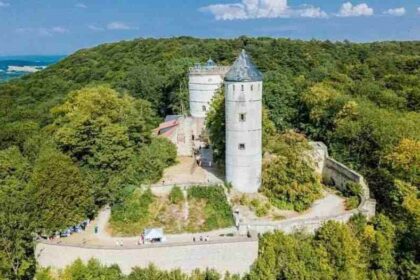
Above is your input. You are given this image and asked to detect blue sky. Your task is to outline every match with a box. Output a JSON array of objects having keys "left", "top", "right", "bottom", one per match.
[{"left": 0, "top": 0, "right": 419, "bottom": 55}]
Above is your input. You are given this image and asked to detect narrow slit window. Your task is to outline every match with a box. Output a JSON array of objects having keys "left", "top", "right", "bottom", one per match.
[
  {"left": 238, "top": 143, "right": 246, "bottom": 150},
  {"left": 233, "top": 85, "right": 235, "bottom": 91},
  {"left": 250, "top": 84, "right": 254, "bottom": 91},
  {"left": 202, "top": 105, "right": 207, "bottom": 112},
  {"left": 241, "top": 84, "right": 244, "bottom": 91},
  {"left": 239, "top": 113, "right": 246, "bottom": 122}
]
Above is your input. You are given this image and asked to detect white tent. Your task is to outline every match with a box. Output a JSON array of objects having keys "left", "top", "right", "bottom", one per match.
[{"left": 143, "top": 228, "right": 165, "bottom": 242}]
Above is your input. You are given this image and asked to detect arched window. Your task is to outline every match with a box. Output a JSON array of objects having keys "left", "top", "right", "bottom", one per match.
[
  {"left": 250, "top": 84, "right": 254, "bottom": 91},
  {"left": 202, "top": 105, "right": 207, "bottom": 112}
]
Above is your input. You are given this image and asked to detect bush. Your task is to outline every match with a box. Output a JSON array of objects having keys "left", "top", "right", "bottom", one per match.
[
  {"left": 335, "top": 181, "right": 362, "bottom": 210},
  {"left": 262, "top": 132, "right": 322, "bottom": 212},
  {"left": 188, "top": 185, "right": 234, "bottom": 231},
  {"left": 346, "top": 196, "right": 360, "bottom": 210},
  {"left": 169, "top": 186, "right": 184, "bottom": 204},
  {"left": 255, "top": 203, "right": 270, "bottom": 217},
  {"left": 344, "top": 182, "right": 363, "bottom": 197},
  {"left": 109, "top": 188, "right": 155, "bottom": 235}
]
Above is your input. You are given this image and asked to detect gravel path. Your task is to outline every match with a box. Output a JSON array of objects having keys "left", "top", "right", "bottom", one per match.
[{"left": 295, "top": 191, "right": 346, "bottom": 220}]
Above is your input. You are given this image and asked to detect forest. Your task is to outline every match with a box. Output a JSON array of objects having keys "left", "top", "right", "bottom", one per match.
[{"left": 0, "top": 37, "right": 419, "bottom": 279}]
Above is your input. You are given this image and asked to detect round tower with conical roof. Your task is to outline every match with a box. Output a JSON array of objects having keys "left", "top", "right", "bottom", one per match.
[{"left": 224, "top": 50, "right": 263, "bottom": 193}]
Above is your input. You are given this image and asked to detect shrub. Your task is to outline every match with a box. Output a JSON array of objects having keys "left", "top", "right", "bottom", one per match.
[
  {"left": 344, "top": 181, "right": 363, "bottom": 197},
  {"left": 109, "top": 188, "right": 155, "bottom": 235},
  {"left": 346, "top": 196, "right": 360, "bottom": 210},
  {"left": 250, "top": 198, "right": 261, "bottom": 208},
  {"left": 255, "top": 203, "right": 270, "bottom": 217},
  {"left": 169, "top": 186, "right": 184, "bottom": 204},
  {"left": 335, "top": 181, "right": 362, "bottom": 209},
  {"left": 188, "top": 185, "right": 234, "bottom": 231}
]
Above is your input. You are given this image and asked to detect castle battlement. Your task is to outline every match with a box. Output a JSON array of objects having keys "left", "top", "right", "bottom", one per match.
[{"left": 188, "top": 66, "right": 231, "bottom": 76}]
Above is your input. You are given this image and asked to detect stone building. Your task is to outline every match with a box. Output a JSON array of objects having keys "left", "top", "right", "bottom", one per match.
[
  {"left": 224, "top": 50, "right": 263, "bottom": 193},
  {"left": 188, "top": 59, "right": 230, "bottom": 118},
  {"left": 157, "top": 50, "right": 263, "bottom": 193}
]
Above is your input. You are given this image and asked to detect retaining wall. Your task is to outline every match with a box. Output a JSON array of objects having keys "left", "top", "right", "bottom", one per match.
[
  {"left": 239, "top": 211, "right": 356, "bottom": 235},
  {"left": 36, "top": 239, "right": 258, "bottom": 275}
]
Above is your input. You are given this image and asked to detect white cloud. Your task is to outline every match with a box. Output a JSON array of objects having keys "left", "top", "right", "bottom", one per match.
[
  {"left": 75, "top": 3, "right": 87, "bottom": 9},
  {"left": 88, "top": 24, "right": 104, "bottom": 31},
  {"left": 384, "top": 7, "right": 405, "bottom": 16},
  {"left": 417, "top": 7, "right": 420, "bottom": 14},
  {"left": 106, "top": 21, "right": 135, "bottom": 30},
  {"left": 88, "top": 22, "right": 137, "bottom": 32},
  {"left": 0, "top": 1, "right": 10, "bottom": 7},
  {"left": 201, "top": 4, "right": 247, "bottom": 20},
  {"left": 297, "top": 6, "right": 328, "bottom": 18},
  {"left": 16, "top": 26, "right": 68, "bottom": 37},
  {"left": 200, "top": 0, "right": 327, "bottom": 20},
  {"left": 51, "top": 26, "right": 68, "bottom": 33},
  {"left": 338, "top": 2, "right": 373, "bottom": 17}
]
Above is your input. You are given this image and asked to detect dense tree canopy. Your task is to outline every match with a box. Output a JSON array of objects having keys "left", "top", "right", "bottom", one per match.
[
  {"left": 29, "top": 146, "right": 94, "bottom": 233},
  {"left": 0, "top": 148, "right": 35, "bottom": 279},
  {"left": 49, "top": 86, "right": 158, "bottom": 170},
  {"left": 0, "top": 85, "right": 176, "bottom": 278}
]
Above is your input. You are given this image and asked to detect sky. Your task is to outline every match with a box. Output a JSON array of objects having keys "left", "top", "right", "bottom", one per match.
[{"left": 0, "top": 0, "right": 419, "bottom": 55}]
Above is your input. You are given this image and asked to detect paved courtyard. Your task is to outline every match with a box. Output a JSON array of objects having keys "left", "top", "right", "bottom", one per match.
[{"left": 155, "top": 157, "right": 224, "bottom": 186}]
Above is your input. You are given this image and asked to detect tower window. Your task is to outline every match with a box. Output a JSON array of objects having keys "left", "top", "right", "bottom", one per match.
[
  {"left": 239, "top": 113, "right": 246, "bottom": 122},
  {"left": 202, "top": 105, "right": 207, "bottom": 112},
  {"left": 238, "top": 143, "right": 246, "bottom": 150},
  {"left": 250, "top": 84, "right": 254, "bottom": 91},
  {"left": 241, "top": 85, "right": 244, "bottom": 91},
  {"left": 233, "top": 85, "right": 235, "bottom": 91}
]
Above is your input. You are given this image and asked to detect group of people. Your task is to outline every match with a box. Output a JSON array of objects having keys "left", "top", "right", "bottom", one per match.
[{"left": 193, "top": 235, "right": 210, "bottom": 242}]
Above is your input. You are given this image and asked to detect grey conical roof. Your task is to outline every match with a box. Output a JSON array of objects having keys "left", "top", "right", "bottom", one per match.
[{"left": 224, "top": 50, "right": 263, "bottom": 82}]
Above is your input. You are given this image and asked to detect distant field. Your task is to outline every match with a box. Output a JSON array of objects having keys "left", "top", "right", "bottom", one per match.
[{"left": 0, "top": 55, "right": 65, "bottom": 82}]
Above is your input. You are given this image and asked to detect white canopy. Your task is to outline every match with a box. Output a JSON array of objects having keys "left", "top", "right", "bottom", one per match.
[{"left": 143, "top": 228, "right": 164, "bottom": 240}]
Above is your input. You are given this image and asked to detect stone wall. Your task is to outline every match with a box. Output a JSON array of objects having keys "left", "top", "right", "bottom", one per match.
[
  {"left": 321, "top": 153, "right": 376, "bottom": 219},
  {"left": 239, "top": 211, "right": 357, "bottom": 235},
  {"left": 36, "top": 239, "right": 258, "bottom": 275}
]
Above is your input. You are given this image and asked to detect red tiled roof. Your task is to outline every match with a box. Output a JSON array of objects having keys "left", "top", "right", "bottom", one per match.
[
  {"left": 160, "top": 126, "right": 177, "bottom": 137},
  {"left": 154, "top": 119, "right": 179, "bottom": 139},
  {"left": 158, "top": 119, "right": 179, "bottom": 130}
]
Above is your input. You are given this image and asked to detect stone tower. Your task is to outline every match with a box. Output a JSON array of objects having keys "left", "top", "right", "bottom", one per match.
[
  {"left": 224, "top": 50, "right": 263, "bottom": 193},
  {"left": 188, "top": 59, "right": 230, "bottom": 119}
]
